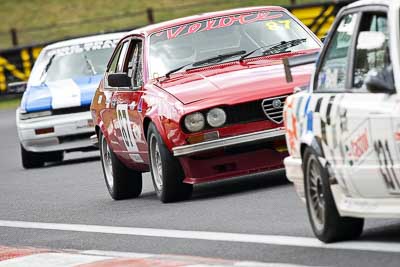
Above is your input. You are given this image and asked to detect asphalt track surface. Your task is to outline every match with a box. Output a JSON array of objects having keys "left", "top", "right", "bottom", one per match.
[{"left": 1, "top": 108, "right": 400, "bottom": 267}]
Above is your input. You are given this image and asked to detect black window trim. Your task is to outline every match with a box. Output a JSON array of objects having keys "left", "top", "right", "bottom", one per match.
[
  {"left": 107, "top": 39, "right": 129, "bottom": 72},
  {"left": 126, "top": 37, "right": 144, "bottom": 91},
  {"left": 116, "top": 39, "right": 132, "bottom": 73},
  {"left": 104, "top": 38, "right": 133, "bottom": 91},
  {"left": 115, "top": 37, "right": 144, "bottom": 92}
]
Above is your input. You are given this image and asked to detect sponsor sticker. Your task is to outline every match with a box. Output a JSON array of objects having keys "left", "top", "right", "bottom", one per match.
[
  {"left": 343, "top": 120, "right": 372, "bottom": 166},
  {"left": 153, "top": 11, "right": 283, "bottom": 40},
  {"left": 48, "top": 39, "right": 119, "bottom": 57}
]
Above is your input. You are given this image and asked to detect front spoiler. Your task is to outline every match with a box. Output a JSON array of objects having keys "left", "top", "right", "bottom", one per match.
[{"left": 172, "top": 127, "right": 285, "bottom": 157}]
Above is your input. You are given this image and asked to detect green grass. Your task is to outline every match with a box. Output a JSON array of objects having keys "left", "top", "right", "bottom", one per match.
[
  {"left": 0, "top": 96, "right": 21, "bottom": 110},
  {"left": 0, "top": 0, "right": 326, "bottom": 49}
]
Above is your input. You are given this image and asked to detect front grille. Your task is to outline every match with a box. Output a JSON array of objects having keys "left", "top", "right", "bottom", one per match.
[
  {"left": 182, "top": 95, "right": 289, "bottom": 133},
  {"left": 52, "top": 105, "right": 90, "bottom": 115},
  {"left": 261, "top": 95, "right": 289, "bottom": 124},
  {"left": 226, "top": 100, "right": 265, "bottom": 125}
]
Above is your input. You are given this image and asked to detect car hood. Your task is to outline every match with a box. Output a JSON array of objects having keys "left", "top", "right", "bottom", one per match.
[
  {"left": 21, "top": 75, "right": 103, "bottom": 112},
  {"left": 155, "top": 55, "right": 314, "bottom": 106}
]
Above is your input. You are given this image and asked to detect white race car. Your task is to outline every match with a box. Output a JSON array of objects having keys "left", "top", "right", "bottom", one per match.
[
  {"left": 283, "top": 0, "right": 400, "bottom": 242},
  {"left": 16, "top": 32, "right": 124, "bottom": 169}
]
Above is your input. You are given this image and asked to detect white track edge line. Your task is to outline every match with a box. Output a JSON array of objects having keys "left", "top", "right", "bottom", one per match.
[{"left": 0, "top": 220, "right": 398, "bottom": 253}]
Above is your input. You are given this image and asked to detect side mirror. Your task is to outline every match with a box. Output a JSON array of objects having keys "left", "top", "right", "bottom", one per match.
[
  {"left": 365, "top": 68, "right": 395, "bottom": 94},
  {"left": 107, "top": 73, "right": 131, "bottom": 88},
  {"left": 357, "top": 31, "right": 386, "bottom": 51},
  {"left": 7, "top": 81, "right": 27, "bottom": 94}
]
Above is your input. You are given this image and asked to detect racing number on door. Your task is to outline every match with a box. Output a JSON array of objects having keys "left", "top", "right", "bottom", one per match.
[{"left": 116, "top": 104, "right": 139, "bottom": 152}]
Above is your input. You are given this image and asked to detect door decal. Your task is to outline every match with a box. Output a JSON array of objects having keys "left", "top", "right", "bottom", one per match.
[
  {"left": 374, "top": 139, "right": 400, "bottom": 194},
  {"left": 116, "top": 104, "right": 139, "bottom": 152},
  {"left": 340, "top": 119, "right": 372, "bottom": 167}
]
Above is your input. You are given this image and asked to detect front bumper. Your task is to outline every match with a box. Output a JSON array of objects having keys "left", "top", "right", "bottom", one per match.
[
  {"left": 17, "top": 110, "right": 95, "bottom": 152},
  {"left": 173, "top": 127, "right": 286, "bottom": 157}
]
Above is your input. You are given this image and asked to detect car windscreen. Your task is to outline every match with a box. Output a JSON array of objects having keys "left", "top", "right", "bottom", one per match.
[
  {"left": 37, "top": 39, "right": 118, "bottom": 83},
  {"left": 149, "top": 10, "right": 320, "bottom": 78}
]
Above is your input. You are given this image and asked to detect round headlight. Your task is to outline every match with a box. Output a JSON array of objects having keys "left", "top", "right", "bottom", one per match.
[
  {"left": 207, "top": 108, "right": 226, "bottom": 128},
  {"left": 184, "top": 112, "right": 205, "bottom": 132}
]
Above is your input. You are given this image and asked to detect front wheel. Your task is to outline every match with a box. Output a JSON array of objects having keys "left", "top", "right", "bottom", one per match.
[
  {"left": 303, "top": 147, "right": 364, "bottom": 243},
  {"left": 147, "top": 123, "right": 193, "bottom": 203},
  {"left": 99, "top": 131, "right": 142, "bottom": 200}
]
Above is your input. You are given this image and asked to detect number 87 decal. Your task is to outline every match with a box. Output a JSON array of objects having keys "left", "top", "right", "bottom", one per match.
[
  {"left": 116, "top": 104, "right": 139, "bottom": 152},
  {"left": 265, "top": 20, "right": 291, "bottom": 30}
]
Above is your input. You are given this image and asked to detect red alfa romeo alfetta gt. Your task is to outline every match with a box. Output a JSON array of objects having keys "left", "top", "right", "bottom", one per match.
[{"left": 91, "top": 6, "right": 321, "bottom": 202}]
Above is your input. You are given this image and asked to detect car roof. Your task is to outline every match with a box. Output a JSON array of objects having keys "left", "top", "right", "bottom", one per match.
[
  {"left": 346, "top": 0, "right": 390, "bottom": 9},
  {"left": 44, "top": 32, "right": 126, "bottom": 50},
  {"left": 126, "top": 6, "right": 287, "bottom": 37}
]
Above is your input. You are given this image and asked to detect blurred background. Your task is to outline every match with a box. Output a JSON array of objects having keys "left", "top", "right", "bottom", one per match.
[
  {"left": 0, "top": 0, "right": 338, "bottom": 48},
  {"left": 0, "top": 0, "right": 353, "bottom": 102}
]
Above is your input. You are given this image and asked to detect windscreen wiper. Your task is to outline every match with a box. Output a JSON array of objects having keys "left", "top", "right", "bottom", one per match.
[
  {"left": 262, "top": 38, "right": 307, "bottom": 56},
  {"left": 239, "top": 38, "right": 307, "bottom": 61},
  {"left": 40, "top": 54, "right": 56, "bottom": 82},
  {"left": 192, "top": 50, "right": 246, "bottom": 67},
  {"left": 165, "top": 50, "right": 246, "bottom": 78},
  {"left": 83, "top": 54, "right": 97, "bottom": 75}
]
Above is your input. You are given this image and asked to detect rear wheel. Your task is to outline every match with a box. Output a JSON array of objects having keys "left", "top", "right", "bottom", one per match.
[
  {"left": 304, "top": 147, "right": 364, "bottom": 243},
  {"left": 20, "top": 144, "right": 45, "bottom": 169},
  {"left": 147, "top": 123, "right": 193, "bottom": 203},
  {"left": 99, "top": 131, "right": 142, "bottom": 200}
]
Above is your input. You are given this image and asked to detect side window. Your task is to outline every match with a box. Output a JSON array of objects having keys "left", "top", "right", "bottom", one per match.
[
  {"left": 127, "top": 40, "right": 143, "bottom": 88},
  {"left": 116, "top": 41, "right": 130, "bottom": 73},
  {"left": 108, "top": 45, "right": 122, "bottom": 73},
  {"left": 353, "top": 13, "right": 391, "bottom": 89},
  {"left": 315, "top": 13, "right": 358, "bottom": 92}
]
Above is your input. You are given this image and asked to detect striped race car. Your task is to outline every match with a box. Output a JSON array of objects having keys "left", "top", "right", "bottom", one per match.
[
  {"left": 283, "top": 0, "right": 400, "bottom": 243},
  {"left": 16, "top": 33, "right": 124, "bottom": 169}
]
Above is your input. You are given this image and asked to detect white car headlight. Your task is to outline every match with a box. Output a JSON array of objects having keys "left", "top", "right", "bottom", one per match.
[
  {"left": 184, "top": 112, "right": 205, "bottom": 132},
  {"left": 19, "top": 110, "right": 52, "bottom": 120},
  {"left": 207, "top": 108, "right": 226, "bottom": 128}
]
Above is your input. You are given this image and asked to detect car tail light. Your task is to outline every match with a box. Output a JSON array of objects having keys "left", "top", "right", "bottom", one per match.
[{"left": 35, "top": 127, "right": 54, "bottom": 135}]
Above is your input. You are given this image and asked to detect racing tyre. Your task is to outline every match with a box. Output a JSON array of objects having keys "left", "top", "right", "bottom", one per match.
[
  {"left": 303, "top": 147, "right": 364, "bottom": 243},
  {"left": 99, "top": 131, "right": 142, "bottom": 200},
  {"left": 147, "top": 123, "right": 193, "bottom": 203},
  {"left": 20, "top": 144, "right": 45, "bottom": 169}
]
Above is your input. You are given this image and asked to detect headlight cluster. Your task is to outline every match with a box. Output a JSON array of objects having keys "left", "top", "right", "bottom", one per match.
[
  {"left": 184, "top": 108, "right": 227, "bottom": 133},
  {"left": 19, "top": 110, "right": 52, "bottom": 120}
]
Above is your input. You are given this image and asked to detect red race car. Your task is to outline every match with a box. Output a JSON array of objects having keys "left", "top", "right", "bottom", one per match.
[{"left": 91, "top": 6, "right": 321, "bottom": 202}]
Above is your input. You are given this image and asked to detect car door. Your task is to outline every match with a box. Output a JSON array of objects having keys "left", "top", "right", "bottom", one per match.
[
  {"left": 101, "top": 40, "right": 130, "bottom": 154},
  {"left": 103, "top": 39, "right": 130, "bottom": 154},
  {"left": 337, "top": 9, "right": 400, "bottom": 198},
  {"left": 111, "top": 38, "right": 148, "bottom": 168},
  {"left": 310, "top": 11, "right": 361, "bottom": 197}
]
